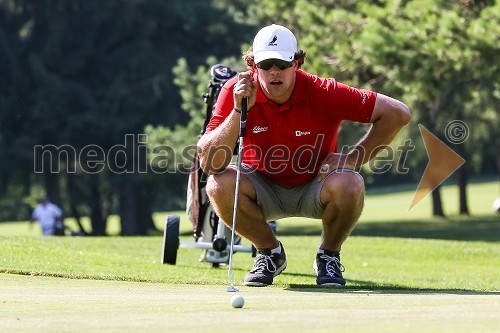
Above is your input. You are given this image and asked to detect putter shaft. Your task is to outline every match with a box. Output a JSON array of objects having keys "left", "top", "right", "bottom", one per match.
[{"left": 227, "top": 98, "right": 248, "bottom": 292}]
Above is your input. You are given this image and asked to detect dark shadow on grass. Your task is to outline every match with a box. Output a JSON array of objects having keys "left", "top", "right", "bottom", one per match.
[
  {"left": 284, "top": 283, "right": 500, "bottom": 296},
  {"left": 277, "top": 215, "right": 500, "bottom": 242},
  {"left": 351, "top": 215, "right": 500, "bottom": 242},
  {"left": 364, "top": 176, "right": 498, "bottom": 196},
  {"left": 280, "top": 272, "right": 500, "bottom": 295},
  {"left": 275, "top": 224, "right": 322, "bottom": 236}
]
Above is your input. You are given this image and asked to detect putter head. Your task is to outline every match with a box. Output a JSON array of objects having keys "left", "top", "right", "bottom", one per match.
[{"left": 226, "top": 285, "right": 239, "bottom": 292}]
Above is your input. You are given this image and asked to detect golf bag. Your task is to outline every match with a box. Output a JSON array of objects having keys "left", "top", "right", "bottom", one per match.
[
  {"left": 186, "top": 64, "right": 239, "bottom": 245},
  {"left": 185, "top": 64, "right": 276, "bottom": 264},
  {"left": 162, "top": 65, "right": 243, "bottom": 266}
]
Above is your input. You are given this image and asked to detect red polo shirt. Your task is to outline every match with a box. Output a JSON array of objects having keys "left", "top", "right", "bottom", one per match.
[{"left": 205, "top": 70, "right": 376, "bottom": 187}]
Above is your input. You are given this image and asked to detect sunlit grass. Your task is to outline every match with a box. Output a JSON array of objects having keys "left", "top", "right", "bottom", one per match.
[
  {"left": 1, "top": 180, "right": 498, "bottom": 291},
  {"left": 1, "top": 179, "right": 497, "bottom": 236},
  {"left": 1, "top": 232, "right": 499, "bottom": 291}
]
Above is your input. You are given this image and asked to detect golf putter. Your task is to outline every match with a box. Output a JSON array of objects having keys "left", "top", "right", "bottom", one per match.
[{"left": 227, "top": 97, "right": 248, "bottom": 293}]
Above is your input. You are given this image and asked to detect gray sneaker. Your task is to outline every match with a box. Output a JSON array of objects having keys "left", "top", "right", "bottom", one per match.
[
  {"left": 244, "top": 242, "right": 287, "bottom": 286},
  {"left": 313, "top": 250, "right": 346, "bottom": 286}
]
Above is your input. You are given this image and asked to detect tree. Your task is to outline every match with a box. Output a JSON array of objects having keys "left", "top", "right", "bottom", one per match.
[
  {"left": 0, "top": 0, "right": 255, "bottom": 234},
  {"left": 206, "top": 0, "right": 499, "bottom": 217},
  {"left": 357, "top": 0, "right": 499, "bottom": 216}
]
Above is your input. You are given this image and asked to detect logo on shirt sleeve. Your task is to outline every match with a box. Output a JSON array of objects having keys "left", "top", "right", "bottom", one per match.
[{"left": 361, "top": 92, "right": 367, "bottom": 105}]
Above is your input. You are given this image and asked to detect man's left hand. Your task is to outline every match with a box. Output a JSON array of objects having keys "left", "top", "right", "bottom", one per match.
[{"left": 317, "top": 153, "right": 357, "bottom": 181}]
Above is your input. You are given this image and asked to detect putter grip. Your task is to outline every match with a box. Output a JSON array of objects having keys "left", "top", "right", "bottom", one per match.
[{"left": 239, "top": 97, "right": 248, "bottom": 137}]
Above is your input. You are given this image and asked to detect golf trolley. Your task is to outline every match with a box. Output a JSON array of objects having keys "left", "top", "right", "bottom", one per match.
[{"left": 162, "top": 64, "right": 276, "bottom": 267}]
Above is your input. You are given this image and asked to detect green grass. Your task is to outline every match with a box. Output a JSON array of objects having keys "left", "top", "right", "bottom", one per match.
[
  {"left": 3, "top": 274, "right": 499, "bottom": 333},
  {"left": 0, "top": 180, "right": 499, "bottom": 291},
  {"left": 1, "top": 180, "right": 499, "bottom": 332},
  {"left": 1, "top": 231, "right": 499, "bottom": 291},
  {"left": 362, "top": 179, "right": 498, "bottom": 222}
]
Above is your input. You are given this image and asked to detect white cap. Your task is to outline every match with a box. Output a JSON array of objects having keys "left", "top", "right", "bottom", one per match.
[{"left": 252, "top": 24, "right": 298, "bottom": 64}]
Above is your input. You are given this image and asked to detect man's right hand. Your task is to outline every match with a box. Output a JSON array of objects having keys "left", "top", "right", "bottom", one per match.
[{"left": 233, "top": 71, "right": 258, "bottom": 111}]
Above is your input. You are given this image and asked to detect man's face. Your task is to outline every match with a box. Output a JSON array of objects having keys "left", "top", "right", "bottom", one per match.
[{"left": 255, "top": 59, "right": 297, "bottom": 104}]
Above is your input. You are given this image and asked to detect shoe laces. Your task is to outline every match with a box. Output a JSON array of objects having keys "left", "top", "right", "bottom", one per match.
[
  {"left": 320, "top": 254, "right": 345, "bottom": 277},
  {"left": 252, "top": 253, "right": 277, "bottom": 274}
]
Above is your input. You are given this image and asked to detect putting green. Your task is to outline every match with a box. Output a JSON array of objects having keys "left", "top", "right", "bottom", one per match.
[{"left": 1, "top": 273, "right": 499, "bottom": 332}]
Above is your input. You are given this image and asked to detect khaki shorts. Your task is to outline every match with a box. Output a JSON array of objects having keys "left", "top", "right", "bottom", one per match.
[{"left": 232, "top": 163, "right": 363, "bottom": 221}]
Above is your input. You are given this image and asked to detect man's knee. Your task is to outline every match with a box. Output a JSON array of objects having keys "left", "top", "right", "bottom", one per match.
[
  {"left": 206, "top": 169, "right": 257, "bottom": 206},
  {"left": 340, "top": 172, "right": 365, "bottom": 199},
  {"left": 322, "top": 172, "right": 365, "bottom": 205},
  {"left": 206, "top": 170, "right": 235, "bottom": 202}
]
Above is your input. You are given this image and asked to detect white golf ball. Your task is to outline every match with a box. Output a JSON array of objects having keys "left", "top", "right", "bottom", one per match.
[
  {"left": 493, "top": 197, "right": 500, "bottom": 212},
  {"left": 230, "top": 294, "right": 245, "bottom": 308}
]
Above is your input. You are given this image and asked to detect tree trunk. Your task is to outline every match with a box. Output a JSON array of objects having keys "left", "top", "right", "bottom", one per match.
[
  {"left": 453, "top": 134, "right": 470, "bottom": 215},
  {"left": 66, "top": 173, "right": 88, "bottom": 235},
  {"left": 135, "top": 194, "right": 155, "bottom": 235},
  {"left": 425, "top": 100, "right": 446, "bottom": 218},
  {"left": 119, "top": 179, "right": 137, "bottom": 236},
  {"left": 89, "top": 175, "right": 106, "bottom": 235},
  {"left": 44, "top": 171, "right": 61, "bottom": 205},
  {"left": 23, "top": 171, "right": 32, "bottom": 219},
  {"left": 458, "top": 165, "right": 469, "bottom": 215},
  {"left": 117, "top": 175, "right": 157, "bottom": 236},
  {"left": 432, "top": 186, "right": 445, "bottom": 217},
  {"left": 0, "top": 172, "right": 6, "bottom": 196}
]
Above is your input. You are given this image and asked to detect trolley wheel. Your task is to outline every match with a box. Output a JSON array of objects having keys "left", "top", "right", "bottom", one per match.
[{"left": 162, "top": 214, "right": 180, "bottom": 265}]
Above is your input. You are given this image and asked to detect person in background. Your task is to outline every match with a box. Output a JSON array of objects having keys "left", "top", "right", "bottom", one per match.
[{"left": 31, "top": 197, "right": 64, "bottom": 236}]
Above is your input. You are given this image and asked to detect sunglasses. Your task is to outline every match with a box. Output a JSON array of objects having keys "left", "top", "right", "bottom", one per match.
[{"left": 256, "top": 59, "right": 294, "bottom": 71}]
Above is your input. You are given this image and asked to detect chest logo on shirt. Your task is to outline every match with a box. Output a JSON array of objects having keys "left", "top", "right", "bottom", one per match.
[
  {"left": 295, "top": 130, "right": 311, "bottom": 137},
  {"left": 252, "top": 126, "right": 269, "bottom": 134}
]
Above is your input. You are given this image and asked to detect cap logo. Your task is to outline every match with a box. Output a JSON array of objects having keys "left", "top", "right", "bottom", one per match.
[{"left": 268, "top": 35, "right": 278, "bottom": 46}]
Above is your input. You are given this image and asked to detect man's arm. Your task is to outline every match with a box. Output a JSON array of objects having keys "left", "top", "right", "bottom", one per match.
[
  {"left": 348, "top": 93, "right": 411, "bottom": 167},
  {"left": 198, "top": 72, "right": 258, "bottom": 175},
  {"left": 318, "top": 93, "right": 411, "bottom": 180},
  {"left": 197, "top": 110, "right": 241, "bottom": 175}
]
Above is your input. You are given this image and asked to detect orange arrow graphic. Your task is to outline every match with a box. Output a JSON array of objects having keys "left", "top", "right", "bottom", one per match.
[{"left": 409, "top": 124, "right": 465, "bottom": 210}]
